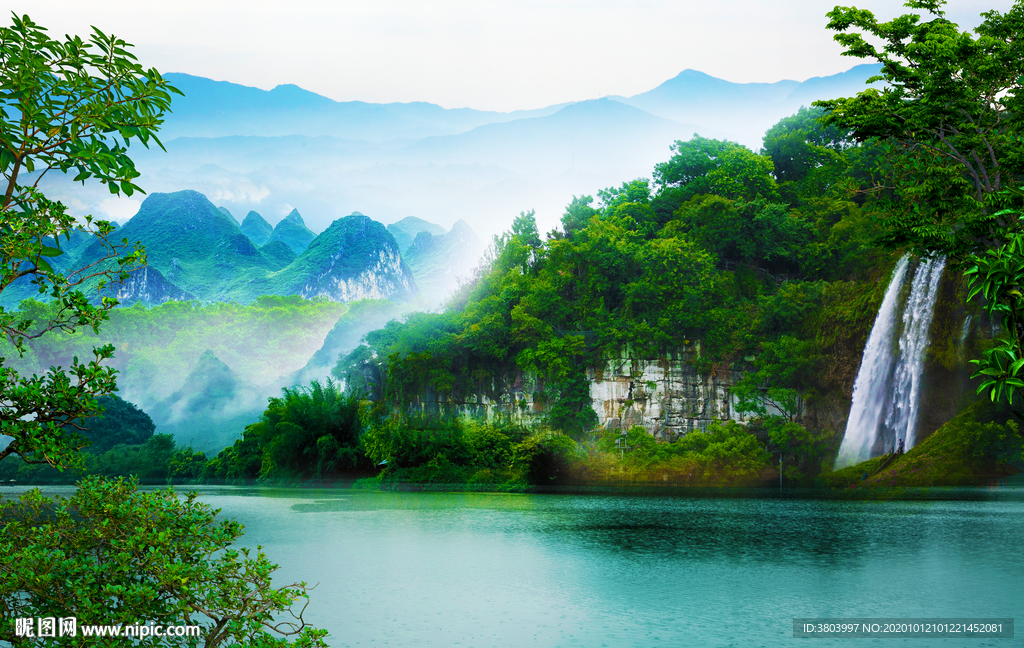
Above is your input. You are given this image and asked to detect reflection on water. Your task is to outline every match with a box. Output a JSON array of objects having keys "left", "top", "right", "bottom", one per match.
[{"left": 180, "top": 488, "right": 1024, "bottom": 648}]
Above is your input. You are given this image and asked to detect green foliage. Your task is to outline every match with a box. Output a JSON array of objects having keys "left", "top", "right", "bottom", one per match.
[
  {"left": 761, "top": 106, "right": 853, "bottom": 187},
  {"left": 964, "top": 212, "right": 1024, "bottom": 406},
  {"left": 672, "top": 195, "right": 814, "bottom": 274},
  {"left": 653, "top": 136, "right": 780, "bottom": 203},
  {"left": 816, "top": 0, "right": 1024, "bottom": 260},
  {"left": 0, "top": 14, "right": 179, "bottom": 470},
  {"left": 559, "top": 195, "right": 599, "bottom": 238},
  {"left": 0, "top": 476, "right": 327, "bottom": 646},
  {"left": 361, "top": 416, "right": 577, "bottom": 486},
  {"left": 545, "top": 372, "right": 599, "bottom": 438},
  {"left": 597, "top": 422, "right": 772, "bottom": 482},
  {"left": 75, "top": 395, "right": 155, "bottom": 454},
  {"left": 209, "top": 379, "right": 366, "bottom": 481},
  {"left": 733, "top": 336, "right": 816, "bottom": 421}
]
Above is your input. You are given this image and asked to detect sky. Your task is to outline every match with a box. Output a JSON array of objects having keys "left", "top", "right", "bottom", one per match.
[{"left": 9, "top": 0, "right": 1014, "bottom": 112}]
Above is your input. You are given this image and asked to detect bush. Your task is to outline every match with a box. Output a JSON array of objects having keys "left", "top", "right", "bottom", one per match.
[{"left": 0, "top": 476, "right": 326, "bottom": 646}]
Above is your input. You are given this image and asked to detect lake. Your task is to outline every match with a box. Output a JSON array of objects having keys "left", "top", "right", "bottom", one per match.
[{"left": 185, "top": 484, "right": 1024, "bottom": 647}]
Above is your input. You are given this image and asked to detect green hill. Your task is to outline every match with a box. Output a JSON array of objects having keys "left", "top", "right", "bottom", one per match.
[
  {"left": 403, "top": 219, "right": 485, "bottom": 307},
  {"left": 69, "top": 191, "right": 417, "bottom": 304},
  {"left": 218, "top": 206, "right": 239, "bottom": 225},
  {"left": 268, "top": 213, "right": 417, "bottom": 302},
  {"left": 823, "top": 401, "right": 1023, "bottom": 489},
  {"left": 267, "top": 209, "right": 316, "bottom": 255},
  {"left": 240, "top": 210, "right": 273, "bottom": 246},
  {"left": 75, "top": 190, "right": 283, "bottom": 302}
]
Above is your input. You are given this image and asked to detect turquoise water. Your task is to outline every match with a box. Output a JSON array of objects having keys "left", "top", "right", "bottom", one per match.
[{"left": 188, "top": 487, "right": 1024, "bottom": 648}]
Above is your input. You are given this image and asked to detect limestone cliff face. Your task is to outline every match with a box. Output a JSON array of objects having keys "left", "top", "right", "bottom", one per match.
[
  {"left": 298, "top": 246, "right": 416, "bottom": 302},
  {"left": 272, "top": 213, "right": 417, "bottom": 303},
  {"left": 588, "top": 347, "right": 744, "bottom": 440},
  {"left": 401, "top": 345, "right": 754, "bottom": 437},
  {"left": 105, "top": 266, "right": 196, "bottom": 306}
]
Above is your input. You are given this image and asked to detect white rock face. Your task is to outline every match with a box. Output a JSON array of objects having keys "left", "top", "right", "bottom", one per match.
[
  {"left": 299, "top": 248, "right": 416, "bottom": 302},
  {"left": 405, "top": 345, "right": 756, "bottom": 439},
  {"left": 586, "top": 346, "right": 773, "bottom": 440}
]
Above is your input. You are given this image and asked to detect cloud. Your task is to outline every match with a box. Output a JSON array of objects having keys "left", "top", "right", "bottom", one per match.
[
  {"left": 211, "top": 185, "right": 271, "bottom": 203},
  {"left": 98, "top": 196, "right": 143, "bottom": 221}
]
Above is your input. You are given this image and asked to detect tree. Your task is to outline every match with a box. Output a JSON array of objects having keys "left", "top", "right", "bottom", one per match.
[
  {"left": 0, "top": 14, "right": 179, "bottom": 469},
  {"left": 815, "top": 0, "right": 1024, "bottom": 260},
  {"left": 653, "top": 136, "right": 779, "bottom": 203},
  {"left": 964, "top": 204, "right": 1024, "bottom": 407},
  {"left": 761, "top": 106, "right": 853, "bottom": 186},
  {"left": 0, "top": 15, "right": 327, "bottom": 647},
  {"left": 1, "top": 477, "right": 327, "bottom": 647}
]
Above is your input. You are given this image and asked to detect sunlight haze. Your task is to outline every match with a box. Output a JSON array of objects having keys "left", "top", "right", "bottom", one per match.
[{"left": 9, "top": 0, "right": 1012, "bottom": 111}]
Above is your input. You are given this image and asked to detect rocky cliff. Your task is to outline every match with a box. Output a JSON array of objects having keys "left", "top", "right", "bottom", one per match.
[
  {"left": 270, "top": 213, "right": 417, "bottom": 302},
  {"left": 398, "top": 344, "right": 754, "bottom": 437}
]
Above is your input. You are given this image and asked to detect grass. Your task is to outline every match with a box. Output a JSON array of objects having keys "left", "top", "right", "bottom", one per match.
[{"left": 820, "top": 399, "right": 1023, "bottom": 490}]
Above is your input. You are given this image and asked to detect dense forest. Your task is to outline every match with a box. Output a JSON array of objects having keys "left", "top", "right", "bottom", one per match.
[{"left": 4, "top": 105, "right": 950, "bottom": 488}]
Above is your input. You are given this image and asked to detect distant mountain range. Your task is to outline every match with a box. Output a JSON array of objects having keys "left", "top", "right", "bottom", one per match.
[{"left": 35, "top": 64, "right": 883, "bottom": 240}]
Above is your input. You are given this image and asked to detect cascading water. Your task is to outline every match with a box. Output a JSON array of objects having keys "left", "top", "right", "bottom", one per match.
[
  {"left": 836, "top": 255, "right": 946, "bottom": 468},
  {"left": 884, "top": 256, "right": 946, "bottom": 450},
  {"left": 836, "top": 256, "right": 910, "bottom": 467}
]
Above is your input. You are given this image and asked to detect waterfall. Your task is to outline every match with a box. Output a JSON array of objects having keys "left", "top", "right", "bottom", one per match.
[
  {"left": 836, "top": 256, "right": 910, "bottom": 468},
  {"left": 884, "top": 256, "right": 946, "bottom": 449},
  {"left": 836, "top": 255, "right": 946, "bottom": 468}
]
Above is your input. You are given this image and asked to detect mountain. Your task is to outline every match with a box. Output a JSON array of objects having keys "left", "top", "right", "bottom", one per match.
[
  {"left": 102, "top": 266, "right": 197, "bottom": 306},
  {"left": 403, "top": 98, "right": 708, "bottom": 175},
  {"left": 266, "top": 209, "right": 316, "bottom": 255},
  {"left": 159, "top": 73, "right": 565, "bottom": 142},
  {"left": 403, "top": 220, "right": 485, "bottom": 308},
  {"left": 268, "top": 213, "right": 417, "bottom": 303},
  {"left": 288, "top": 299, "right": 410, "bottom": 387},
  {"left": 615, "top": 63, "right": 884, "bottom": 146},
  {"left": 74, "top": 190, "right": 419, "bottom": 305},
  {"left": 149, "top": 349, "right": 264, "bottom": 453},
  {"left": 387, "top": 216, "right": 448, "bottom": 254},
  {"left": 240, "top": 210, "right": 273, "bottom": 246},
  {"left": 218, "top": 206, "right": 239, "bottom": 225},
  {"left": 34, "top": 65, "right": 885, "bottom": 240},
  {"left": 260, "top": 239, "right": 297, "bottom": 268},
  {"left": 75, "top": 190, "right": 283, "bottom": 302}
]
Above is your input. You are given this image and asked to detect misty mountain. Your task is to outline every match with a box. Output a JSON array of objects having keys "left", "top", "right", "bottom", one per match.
[
  {"left": 35, "top": 64, "right": 884, "bottom": 242},
  {"left": 614, "top": 63, "right": 884, "bottom": 147},
  {"left": 75, "top": 190, "right": 419, "bottom": 305},
  {"left": 403, "top": 220, "right": 486, "bottom": 308},
  {"left": 288, "top": 299, "right": 409, "bottom": 388},
  {"left": 159, "top": 73, "right": 566, "bottom": 142},
  {"left": 402, "top": 98, "right": 711, "bottom": 176},
  {"left": 149, "top": 349, "right": 265, "bottom": 453},
  {"left": 388, "top": 216, "right": 448, "bottom": 254}
]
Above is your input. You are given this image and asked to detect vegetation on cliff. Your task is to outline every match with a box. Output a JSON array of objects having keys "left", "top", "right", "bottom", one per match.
[{"left": 822, "top": 400, "right": 1023, "bottom": 489}]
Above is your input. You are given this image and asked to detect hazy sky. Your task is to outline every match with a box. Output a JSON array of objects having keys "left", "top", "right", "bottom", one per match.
[{"left": 9, "top": 0, "right": 1013, "bottom": 112}]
